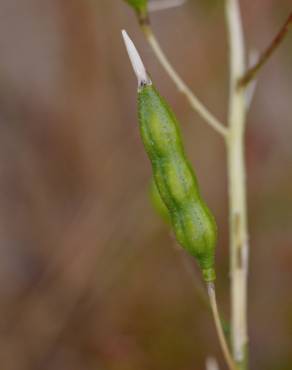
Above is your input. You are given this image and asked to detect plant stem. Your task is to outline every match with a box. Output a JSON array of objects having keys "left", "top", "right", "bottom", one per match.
[
  {"left": 207, "top": 283, "right": 238, "bottom": 370},
  {"left": 225, "top": 1, "right": 249, "bottom": 369},
  {"left": 238, "top": 12, "right": 292, "bottom": 87},
  {"left": 140, "top": 24, "right": 228, "bottom": 138}
]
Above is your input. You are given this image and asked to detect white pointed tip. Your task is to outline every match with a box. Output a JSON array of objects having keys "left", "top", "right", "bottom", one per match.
[{"left": 121, "top": 29, "right": 152, "bottom": 89}]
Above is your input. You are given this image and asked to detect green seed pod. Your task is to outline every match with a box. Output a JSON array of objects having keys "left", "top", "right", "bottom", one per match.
[
  {"left": 139, "top": 85, "right": 217, "bottom": 281},
  {"left": 149, "top": 177, "right": 171, "bottom": 224},
  {"left": 123, "top": 0, "right": 148, "bottom": 22},
  {"left": 122, "top": 31, "right": 217, "bottom": 282}
]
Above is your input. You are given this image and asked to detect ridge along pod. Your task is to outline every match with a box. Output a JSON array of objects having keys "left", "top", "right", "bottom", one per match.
[
  {"left": 149, "top": 177, "right": 171, "bottom": 224},
  {"left": 122, "top": 30, "right": 217, "bottom": 282}
]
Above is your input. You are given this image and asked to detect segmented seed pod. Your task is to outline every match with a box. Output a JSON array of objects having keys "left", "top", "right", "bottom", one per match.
[{"left": 122, "top": 31, "right": 217, "bottom": 282}]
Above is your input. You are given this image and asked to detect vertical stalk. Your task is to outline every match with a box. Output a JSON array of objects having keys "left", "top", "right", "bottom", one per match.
[
  {"left": 225, "top": 0, "right": 249, "bottom": 369},
  {"left": 207, "top": 283, "right": 238, "bottom": 370}
]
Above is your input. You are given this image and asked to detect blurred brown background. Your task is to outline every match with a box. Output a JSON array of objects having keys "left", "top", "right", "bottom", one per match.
[{"left": 0, "top": 0, "right": 291, "bottom": 369}]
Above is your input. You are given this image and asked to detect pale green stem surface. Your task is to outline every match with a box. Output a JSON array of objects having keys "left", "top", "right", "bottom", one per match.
[{"left": 225, "top": 0, "right": 249, "bottom": 369}]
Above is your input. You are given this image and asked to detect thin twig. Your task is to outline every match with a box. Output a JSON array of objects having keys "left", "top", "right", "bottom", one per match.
[
  {"left": 140, "top": 24, "right": 229, "bottom": 138},
  {"left": 238, "top": 12, "right": 292, "bottom": 87},
  {"left": 207, "top": 283, "right": 239, "bottom": 370},
  {"left": 225, "top": 0, "right": 249, "bottom": 368}
]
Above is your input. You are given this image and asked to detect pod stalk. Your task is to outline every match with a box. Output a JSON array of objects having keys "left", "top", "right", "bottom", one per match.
[{"left": 207, "top": 282, "right": 239, "bottom": 370}]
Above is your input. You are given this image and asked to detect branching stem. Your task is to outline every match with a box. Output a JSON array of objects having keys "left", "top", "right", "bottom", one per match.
[
  {"left": 140, "top": 24, "right": 228, "bottom": 138},
  {"left": 239, "top": 12, "right": 292, "bottom": 87}
]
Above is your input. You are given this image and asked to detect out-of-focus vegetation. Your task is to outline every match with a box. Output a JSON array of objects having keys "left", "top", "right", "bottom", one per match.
[{"left": 0, "top": 1, "right": 291, "bottom": 369}]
